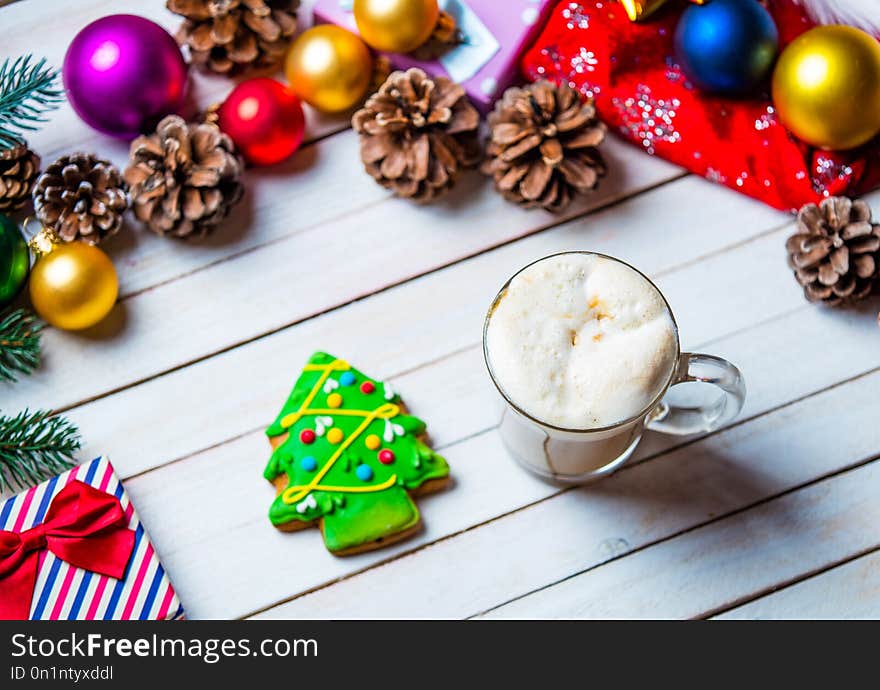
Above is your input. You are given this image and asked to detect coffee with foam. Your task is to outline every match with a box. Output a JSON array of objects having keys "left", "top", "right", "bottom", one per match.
[{"left": 486, "top": 253, "right": 678, "bottom": 429}]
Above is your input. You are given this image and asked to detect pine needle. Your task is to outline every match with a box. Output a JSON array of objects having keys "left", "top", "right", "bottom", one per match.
[
  {"left": 0, "top": 409, "right": 80, "bottom": 492},
  {"left": 0, "top": 55, "right": 63, "bottom": 149},
  {"left": 0, "top": 309, "right": 43, "bottom": 383}
]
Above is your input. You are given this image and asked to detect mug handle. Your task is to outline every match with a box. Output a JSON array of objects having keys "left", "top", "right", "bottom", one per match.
[{"left": 646, "top": 353, "right": 745, "bottom": 436}]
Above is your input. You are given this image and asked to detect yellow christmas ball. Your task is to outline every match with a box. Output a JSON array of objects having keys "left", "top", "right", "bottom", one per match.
[
  {"left": 353, "top": 0, "right": 439, "bottom": 53},
  {"left": 772, "top": 25, "right": 880, "bottom": 150},
  {"left": 284, "top": 25, "right": 373, "bottom": 113},
  {"left": 29, "top": 241, "right": 118, "bottom": 330}
]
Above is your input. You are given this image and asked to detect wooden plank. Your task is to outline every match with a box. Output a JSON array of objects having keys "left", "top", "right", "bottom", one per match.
[
  {"left": 10, "top": 0, "right": 873, "bottom": 624},
  {"left": 4, "top": 133, "right": 684, "bottom": 415},
  {"left": 62, "top": 174, "right": 788, "bottom": 478},
  {"left": 480, "top": 458, "right": 880, "bottom": 619},
  {"left": 254, "top": 365, "right": 880, "bottom": 619},
  {"left": 128, "top": 286, "right": 880, "bottom": 618},
  {"left": 127, "top": 424, "right": 552, "bottom": 618},
  {"left": 5, "top": 4, "right": 685, "bottom": 354},
  {"left": 715, "top": 550, "right": 880, "bottom": 620},
  {"left": 5, "top": 0, "right": 355, "bottom": 300},
  {"left": 54, "top": 188, "right": 875, "bottom": 619},
  {"left": 107, "top": 130, "right": 391, "bottom": 300}
]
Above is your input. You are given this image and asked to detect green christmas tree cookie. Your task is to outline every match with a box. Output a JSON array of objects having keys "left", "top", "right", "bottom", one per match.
[{"left": 264, "top": 352, "right": 450, "bottom": 555}]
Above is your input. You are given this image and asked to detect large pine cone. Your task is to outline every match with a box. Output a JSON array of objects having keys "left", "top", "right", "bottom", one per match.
[
  {"left": 168, "top": 0, "right": 298, "bottom": 74},
  {"left": 352, "top": 68, "right": 481, "bottom": 203},
  {"left": 787, "top": 196, "right": 880, "bottom": 306},
  {"left": 482, "top": 81, "right": 606, "bottom": 212},
  {"left": 125, "top": 115, "right": 244, "bottom": 239},
  {"left": 0, "top": 143, "right": 40, "bottom": 213},
  {"left": 33, "top": 153, "right": 128, "bottom": 245}
]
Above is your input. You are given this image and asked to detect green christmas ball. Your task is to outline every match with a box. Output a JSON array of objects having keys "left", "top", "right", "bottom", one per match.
[{"left": 0, "top": 214, "right": 30, "bottom": 309}]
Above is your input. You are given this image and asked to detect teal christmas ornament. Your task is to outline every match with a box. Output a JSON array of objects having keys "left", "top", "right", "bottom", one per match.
[
  {"left": 674, "top": 0, "right": 779, "bottom": 96},
  {"left": 0, "top": 214, "right": 29, "bottom": 309}
]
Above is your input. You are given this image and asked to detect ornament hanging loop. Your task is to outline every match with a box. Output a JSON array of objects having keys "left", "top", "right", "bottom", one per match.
[
  {"left": 431, "top": 10, "right": 462, "bottom": 46},
  {"left": 203, "top": 102, "right": 221, "bottom": 127},
  {"left": 410, "top": 10, "right": 465, "bottom": 60},
  {"left": 21, "top": 217, "right": 58, "bottom": 258}
]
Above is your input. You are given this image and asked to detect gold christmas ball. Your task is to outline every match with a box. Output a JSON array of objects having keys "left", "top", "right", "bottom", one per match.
[
  {"left": 353, "top": 0, "right": 439, "bottom": 53},
  {"left": 284, "top": 25, "right": 373, "bottom": 113},
  {"left": 29, "top": 241, "right": 118, "bottom": 331},
  {"left": 772, "top": 25, "right": 880, "bottom": 150}
]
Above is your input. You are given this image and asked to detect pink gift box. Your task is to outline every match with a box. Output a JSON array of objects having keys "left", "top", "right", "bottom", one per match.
[
  {"left": 0, "top": 456, "right": 184, "bottom": 620},
  {"left": 313, "top": 0, "right": 555, "bottom": 111}
]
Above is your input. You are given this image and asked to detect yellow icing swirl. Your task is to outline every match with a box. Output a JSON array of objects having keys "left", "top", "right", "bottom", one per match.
[{"left": 280, "top": 360, "right": 400, "bottom": 505}]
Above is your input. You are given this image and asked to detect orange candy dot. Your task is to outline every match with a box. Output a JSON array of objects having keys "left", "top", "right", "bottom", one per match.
[
  {"left": 365, "top": 434, "right": 381, "bottom": 450},
  {"left": 327, "top": 393, "right": 343, "bottom": 408},
  {"left": 327, "top": 427, "right": 344, "bottom": 444}
]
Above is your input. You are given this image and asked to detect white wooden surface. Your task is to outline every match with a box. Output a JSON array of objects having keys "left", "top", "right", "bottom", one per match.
[{"left": 3, "top": 0, "right": 879, "bottom": 620}]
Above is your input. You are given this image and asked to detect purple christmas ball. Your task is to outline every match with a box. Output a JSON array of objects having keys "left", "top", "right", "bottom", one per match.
[{"left": 63, "top": 14, "right": 188, "bottom": 139}]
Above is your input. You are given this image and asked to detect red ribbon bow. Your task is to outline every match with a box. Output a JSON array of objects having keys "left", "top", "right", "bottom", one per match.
[{"left": 0, "top": 480, "right": 135, "bottom": 620}]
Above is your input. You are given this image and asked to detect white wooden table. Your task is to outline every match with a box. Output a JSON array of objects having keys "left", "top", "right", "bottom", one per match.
[{"left": 4, "top": 0, "right": 880, "bottom": 620}]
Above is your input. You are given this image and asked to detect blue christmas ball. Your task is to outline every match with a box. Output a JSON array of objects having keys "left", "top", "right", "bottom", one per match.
[{"left": 674, "top": 0, "right": 779, "bottom": 95}]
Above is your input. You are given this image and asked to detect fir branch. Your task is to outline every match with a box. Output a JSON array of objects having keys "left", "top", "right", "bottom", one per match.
[
  {"left": 0, "top": 309, "right": 44, "bottom": 383},
  {"left": 0, "top": 409, "right": 80, "bottom": 492},
  {"left": 0, "top": 55, "right": 63, "bottom": 149}
]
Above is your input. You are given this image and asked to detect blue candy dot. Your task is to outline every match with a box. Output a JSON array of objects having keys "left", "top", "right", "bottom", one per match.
[
  {"left": 356, "top": 464, "right": 374, "bottom": 482},
  {"left": 300, "top": 456, "right": 317, "bottom": 472},
  {"left": 339, "top": 371, "right": 356, "bottom": 387}
]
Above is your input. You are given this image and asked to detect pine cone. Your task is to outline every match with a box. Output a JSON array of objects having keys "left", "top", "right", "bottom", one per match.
[
  {"left": 168, "top": 0, "right": 298, "bottom": 75},
  {"left": 0, "top": 143, "right": 40, "bottom": 212},
  {"left": 787, "top": 196, "right": 880, "bottom": 305},
  {"left": 33, "top": 153, "right": 128, "bottom": 245},
  {"left": 482, "top": 81, "right": 607, "bottom": 212},
  {"left": 352, "top": 68, "right": 481, "bottom": 203},
  {"left": 124, "top": 115, "right": 244, "bottom": 239}
]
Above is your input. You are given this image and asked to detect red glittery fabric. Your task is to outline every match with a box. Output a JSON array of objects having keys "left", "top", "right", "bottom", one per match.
[{"left": 519, "top": 0, "right": 880, "bottom": 212}]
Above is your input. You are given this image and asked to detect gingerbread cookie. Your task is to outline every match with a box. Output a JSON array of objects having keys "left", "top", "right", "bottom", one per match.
[{"left": 263, "top": 352, "right": 450, "bottom": 555}]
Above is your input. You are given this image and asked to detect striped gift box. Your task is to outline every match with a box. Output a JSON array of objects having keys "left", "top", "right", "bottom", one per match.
[{"left": 0, "top": 457, "right": 184, "bottom": 620}]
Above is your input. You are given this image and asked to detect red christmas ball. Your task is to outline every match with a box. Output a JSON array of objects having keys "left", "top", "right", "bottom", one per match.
[
  {"left": 378, "top": 449, "right": 395, "bottom": 465},
  {"left": 217, "top": 78, "right": 305, "bottom": 166}
]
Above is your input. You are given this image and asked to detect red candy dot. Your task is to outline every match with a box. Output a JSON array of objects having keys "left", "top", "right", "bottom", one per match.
[
  {"left": 378, "top": 449, "right": 395, "bottom": 465},
  {"left": 299, "top": 429, "right": 316, "bottom": 444},
  {"left": 360, "top": 381, "right": 376, "bottom": 394}
]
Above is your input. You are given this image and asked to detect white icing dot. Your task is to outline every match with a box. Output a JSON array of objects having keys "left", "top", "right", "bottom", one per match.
[
  {"left": 522, "top": 7, "right": 539, "bottom": 24},
  {"left": 480, "top": 77, "right": 498, "bottom": 95}
]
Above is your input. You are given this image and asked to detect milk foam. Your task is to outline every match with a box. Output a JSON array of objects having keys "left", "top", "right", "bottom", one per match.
[{"left": 486, "top": 254, "right": 677, "bottom": 429}]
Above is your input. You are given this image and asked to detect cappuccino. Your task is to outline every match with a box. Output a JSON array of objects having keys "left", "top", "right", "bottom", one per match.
[{"left": 485, "top": 253, "right": 677, "bottom": 429}]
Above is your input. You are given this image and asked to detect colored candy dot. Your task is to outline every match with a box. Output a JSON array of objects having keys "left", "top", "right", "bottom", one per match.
[
  {"left": 300, "top": 456, "right": 317, "bottom": 472},
  {"left": 365, "top": 434, "right": 381, "bottom": 450},
  {"left": 327, "top": 427, "right": 344, "bottom": 444},
  {"left": 356, "top": 464, "right": 373, "bottom": 482},
  {"left": 299, "top": 429, "right": 316, "bottom": 444},
  {"left": 327, "top": 392, "right": 343, "bottom": 408},
  {"left": 378, "top": 449, "right": 396, "bottom": 465},
  {"left": 339, "top": 371, "right": 356, "bottom": 386},
  {"left": 360, "top": 381, "right": 376, "bottom": 394}
]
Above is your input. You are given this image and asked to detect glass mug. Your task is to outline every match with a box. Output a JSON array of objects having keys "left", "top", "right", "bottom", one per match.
[{"left": 483, "top": 251, "right": 746, "bottom": 484}]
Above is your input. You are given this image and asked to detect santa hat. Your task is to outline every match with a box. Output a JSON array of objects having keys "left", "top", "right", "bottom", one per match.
[{"left": 791, "top": 0, "right": 880, "bottom": 37}]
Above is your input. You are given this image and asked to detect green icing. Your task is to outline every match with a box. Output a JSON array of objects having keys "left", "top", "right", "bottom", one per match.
[{"left": 264, "top": 351, "right": 450, "bottom": 553}]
